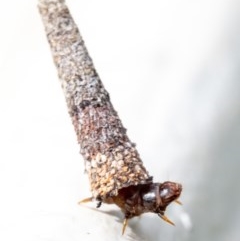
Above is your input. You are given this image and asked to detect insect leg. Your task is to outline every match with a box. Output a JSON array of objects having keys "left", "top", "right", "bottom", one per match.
[
  {"left": 174, "top": 199, "right": 182, "bottom": 205},
  {"left": 78, "top": 197, "right": 102, "bottom": 208},
  {"left": 157, "top": 213, "right": 175, "bottom": 226},
  {"left": 78, "top": 197, "right": 93, "bottom": 204},
  {"left": 122, "top": 218, "right": 128, "bottom": 235}
]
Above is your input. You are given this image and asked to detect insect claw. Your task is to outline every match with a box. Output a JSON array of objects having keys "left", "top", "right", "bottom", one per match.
[
  {"left": 78, "top": 197, "right": 93, "bottom": 205},
  {"left": 174, "top": 199, "right": 182, "bottom": 205},
  {"left": 96, "top": 201, "right": 102, "bottom": 208},
  {"left": 158, "top": 214, "right": 175, "bottom": 226},
  {"left": 122, "top": 218, "right": 128, "bottom": 235}
]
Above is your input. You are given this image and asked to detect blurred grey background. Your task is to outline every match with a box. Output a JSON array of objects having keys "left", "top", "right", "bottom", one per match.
[{"left": 0, "top": 0, "right": 240, "bottom": 240}]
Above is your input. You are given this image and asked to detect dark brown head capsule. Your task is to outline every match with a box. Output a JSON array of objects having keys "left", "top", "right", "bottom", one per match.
[
  {"left": 110, "top": 181, "right": 182, "bottom": 234},
  {"left": 80, "top": 181, "right": 182, "bottom": 234}
]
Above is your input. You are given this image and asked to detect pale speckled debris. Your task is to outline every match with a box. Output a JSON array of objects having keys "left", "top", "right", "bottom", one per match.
[{"left": 38, "top": 0, "right": 152, "bottom": 200}]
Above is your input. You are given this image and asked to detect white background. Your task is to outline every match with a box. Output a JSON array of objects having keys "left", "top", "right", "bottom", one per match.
[{"left": 0, "top": 0, "right": 240, "bottom": 240}]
